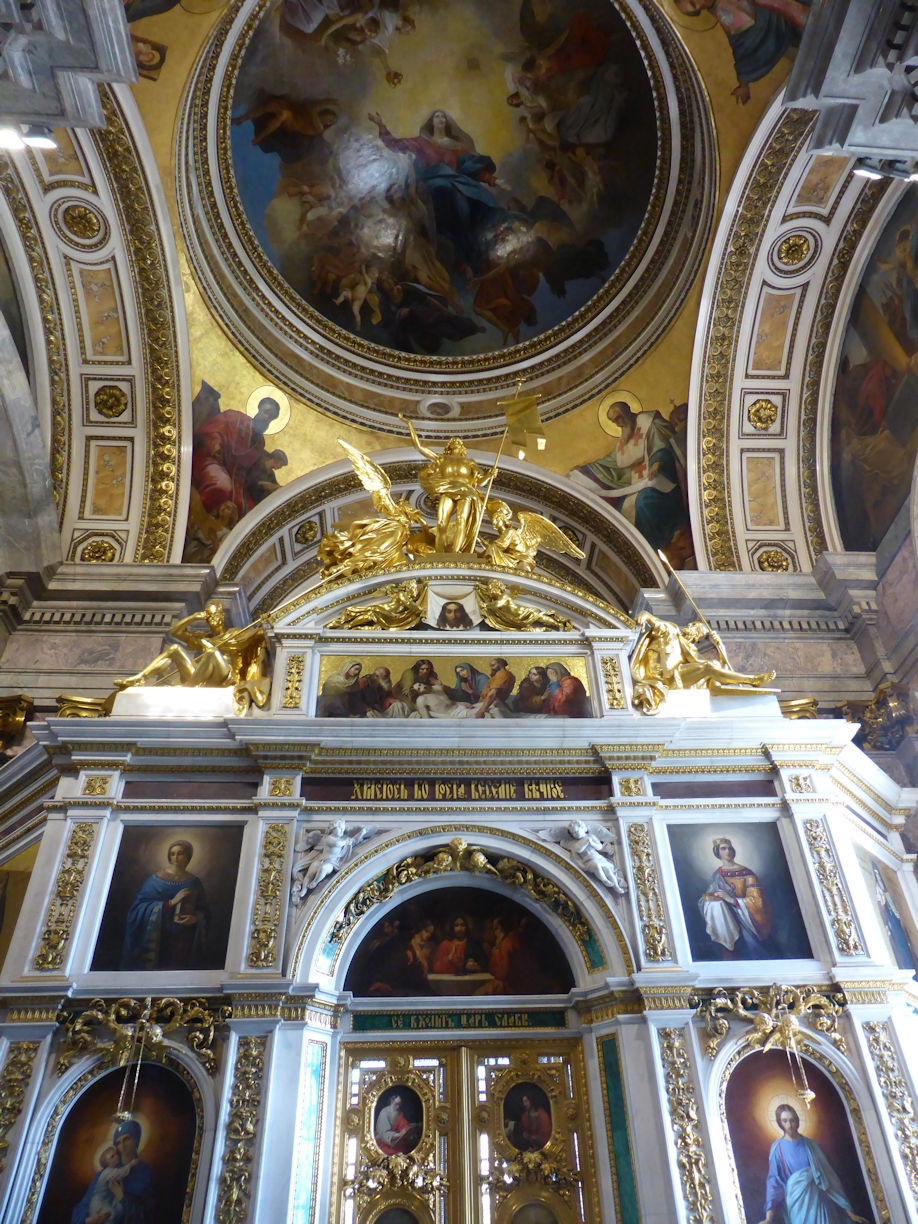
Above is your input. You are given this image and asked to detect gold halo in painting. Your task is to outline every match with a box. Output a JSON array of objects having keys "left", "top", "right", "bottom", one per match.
[
  {"left": 598, "top": 389, "right": 643, "bottom": 437},
  {"left": 245, "top": 385, "right": 291, "bottom": 435}
]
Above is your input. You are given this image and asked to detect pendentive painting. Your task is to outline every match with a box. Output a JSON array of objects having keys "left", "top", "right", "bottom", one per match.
[
  {"left": 316, "top": 654, "right": 592, "bottom": 718},
  {"left": 230, "top": 0, "right": 657, "bottom": 354},
  {"left": 725, "top": 1049, "right": 876, "bottom": 1224},
  {"left": 831, "top": 183, "right": 918, "bottom": 550},
  {"left": 91, "top": 824, "right": 244, "bottom": 972},
  {"left": 667, "top": 823, "right": 811, "bottom": 962},
  {"left": 344, "top": 886, "right": 574, "bottom": 996},
  {"left": 855, "top": 847, "right": 918, "bottom": 976},
  {"left": 36, "top": 1062, "right": 197, "bottom": 1224}
]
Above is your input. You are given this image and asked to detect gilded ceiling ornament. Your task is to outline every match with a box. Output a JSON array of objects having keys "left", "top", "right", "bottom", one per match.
[
  {"left": 114, "top": 602, "right": 271, "bottom": 715},
  {"left": 294, "top": 519, "right": 319, "bottom": 545},
  {"left": 693, "top": 984, "right": 846, "bottom": 1063},
  {"left": 840, "top": 683, "right": 917, "bottom": 752},
  {"left": 80, "top": 539, "right": 117, "bottom": 562},
  {"left": 777, "top": 232, "right": 811, "bottom": 266},
  {"left": 60, "top": 201, "right": 102, "bottom": 241},
  {"left": 475, "top": 579, "right": 574, "bottom": 632},
  {"left": 756, "top": 547, "right": 792, "bottom": 572},
  {"left": 57, "top": 996, "right": 229, "bottom": 1077},
  {"left": 746, "top": 397, "right": 779, "bottom": 431},
  {"left": 326, "top": 579, "right": 428, "bottom": 631},
  {"left": 93, "top": 384, "right": 129, "bottom": 419},
  {"left": 630, "top": 611, "right": 776, "bottom": 714}
]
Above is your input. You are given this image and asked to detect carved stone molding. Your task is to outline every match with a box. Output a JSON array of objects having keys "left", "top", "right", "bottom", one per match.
[
  {"left": 0, "top": 1041, "right": 39, "bottom": 1170},
  {"left": 658, "top": 1028, "right": 714, "bottom": 1224},
  {"left": 626, "top": 822, "right": 670, "bottom": 961},
  {"left": 803, "top": 818, "right": 864, "bottom": 956},
  {"left": 248, "top": 824, "right": 288, "bottom": 969},
  {"left": 864, "top": 1020, "right": 918, "bottom": 1203},
  {"left": 216, "top": 1035, "right": 268, "bottom": 1224},
  {"left": 32, "top": 821, "right": 96, "bottom": 971}
]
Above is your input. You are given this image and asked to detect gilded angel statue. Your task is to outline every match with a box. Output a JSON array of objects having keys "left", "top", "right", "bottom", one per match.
[
  {"left": 318, "top": 440, "right": 435, "bottom": 580},
  {"left": 475, "top": 578, "right": 574, "bottom": 632},
  {"left": 326, "top": 579, "right": 428, "bottom": 630},
  {"left": 482, "top": 498, "right": 585, "bottom": 572}
]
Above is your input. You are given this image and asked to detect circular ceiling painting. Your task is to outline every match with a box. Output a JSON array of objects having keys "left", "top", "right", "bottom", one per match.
[
  {"left": 179, "top": 0, "right": 715, "bottom": 434},
  {"left": 230, "top": 0, "right": 655, "bottom": 356}
]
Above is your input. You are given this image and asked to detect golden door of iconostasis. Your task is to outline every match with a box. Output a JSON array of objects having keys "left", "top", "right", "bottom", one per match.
[{"left": 333, "top": 1039, "right": 599, "bottom": 1224}]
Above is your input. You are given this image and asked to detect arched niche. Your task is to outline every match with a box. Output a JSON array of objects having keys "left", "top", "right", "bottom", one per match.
[
  {"left": 288, "top": 828, "right": 634, "bottom": 989},
  {"left": 213, "top": 450, "right": 662, "bottom": 616},
  {"left": 717, "top": 1041, "right": 887, "bottom": 1224},
  {"left": 23, "top": 1053, "right": 204, "bottom": 1224}
]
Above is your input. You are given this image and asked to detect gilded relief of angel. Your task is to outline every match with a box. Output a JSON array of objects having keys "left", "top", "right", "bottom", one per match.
[
  {"left": 317, "top": 440, "right": 435, "bottom": 579},
  {"left": 482, "top": 498, "right": 584, "bottom": 572},
  {"left": 326, "top": 579, "right": 428, "bottom": 630}
]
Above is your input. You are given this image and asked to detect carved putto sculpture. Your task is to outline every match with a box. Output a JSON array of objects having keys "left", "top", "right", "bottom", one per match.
[
  {"left": 114, "top": 603, "right": 271, "bottom": 715},
  {"left": 317, "top": 428, "right": 583, "bottom": 580},
  {"left": 538, "top": 821, "right": 627, "bottom": 894},
  {"left": 291, "top": 820, "right": 377, "bottom": 903},
  {"left": 629, "top": 611, "right": 777, "bottom": 715}
]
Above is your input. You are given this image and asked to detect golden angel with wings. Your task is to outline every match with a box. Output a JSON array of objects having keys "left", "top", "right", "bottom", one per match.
[
  {"left": 481, "top": 498, "right": 585, "bottom": 572},
  {"left": 317, "top": 441, "right": 435, "bottom": 580}
]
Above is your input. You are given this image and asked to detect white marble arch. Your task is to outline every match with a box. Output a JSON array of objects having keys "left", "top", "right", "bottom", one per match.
[
  {"left": 4, "top": 1044, "right": 213, "bottom": 1224},
  {"left": 286, "top": 826, "right": 636, "bottom": 993},
  {"left": 704, "top": 1032, "right": 910, "bottom": 1224},
  {"left": 213, "top": 448, "right": 666, "bottom": 616}
]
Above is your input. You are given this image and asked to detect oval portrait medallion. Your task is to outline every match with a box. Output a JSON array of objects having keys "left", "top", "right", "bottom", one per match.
[{"left": 180, "top": 0, "right": 715, "bottom": 433}]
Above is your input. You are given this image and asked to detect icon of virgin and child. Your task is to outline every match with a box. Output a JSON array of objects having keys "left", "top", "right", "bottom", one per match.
[{"left": 70, "top": 1118, "right": 154, "bottom": 1224}]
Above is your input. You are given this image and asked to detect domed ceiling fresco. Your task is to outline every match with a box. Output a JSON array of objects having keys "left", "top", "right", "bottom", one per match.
[
  {"left": 179, "top": 0, "right": 716, "bottom": 434},
  {"left": 229, "top": 0, "right": 656, "bottom": 357}
]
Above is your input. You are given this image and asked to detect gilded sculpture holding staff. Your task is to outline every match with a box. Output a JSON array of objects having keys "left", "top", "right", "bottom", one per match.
[{"left": 318, "top": 422, "right": 584, "bottom": 580}]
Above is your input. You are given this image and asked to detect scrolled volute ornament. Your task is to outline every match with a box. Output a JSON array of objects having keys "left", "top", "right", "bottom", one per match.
[
  {"left": 630, "top": 610, "right": 776, "bottom": 714},
  {"left": 692, "top": 983, "right": 847, "bottom": 1061},
  {"left": 114, "top": 603, "right": 271, "bottom": 715},
  {"left": 57, "top": 996, "right": 229, "bottom": 1076}
]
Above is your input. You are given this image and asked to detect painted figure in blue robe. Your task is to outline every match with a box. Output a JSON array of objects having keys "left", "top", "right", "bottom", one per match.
[
  {"left": 872, "top": 862, "right": 918, "bottom": 975},
  {"left": 120, "top": 839, "right": 209, "bottom": 971},
  {"left": 71, "top": 1119, "right": 156, "bottom": 1224},
  {"left": 759, "top": 1104, "right": 870, "bottom": 1224},
  {"left": 673, "top": 0, "right": 810, "bottom": 105}
]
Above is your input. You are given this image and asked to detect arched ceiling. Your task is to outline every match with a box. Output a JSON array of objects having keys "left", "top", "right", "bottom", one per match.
[{"left": 0, "top": 0, "right": 913, "bottom": 597}]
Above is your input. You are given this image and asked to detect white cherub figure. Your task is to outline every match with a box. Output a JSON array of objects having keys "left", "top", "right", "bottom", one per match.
[
  {"left": 291, "top": 820, "right": 376, "bottom": 903},
  {"left": 537, "top": 820, "right": 628, "bottom": 894}
]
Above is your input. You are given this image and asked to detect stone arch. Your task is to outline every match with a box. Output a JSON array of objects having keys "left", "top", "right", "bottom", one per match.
[
  {"left": 288, "top": 827, "right": 635, "bottom": 988},
  {"left": 16, "top": 1046, "right": 207, "bottom": 1224},
  {"left": 215, "top": 449, "right": 663, "bottom": 616}
]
